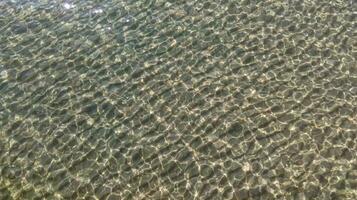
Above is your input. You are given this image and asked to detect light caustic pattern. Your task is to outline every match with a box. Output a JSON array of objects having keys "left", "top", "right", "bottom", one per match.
[{"left": 0, "top": 0, "right": 356, "bottom": 199}]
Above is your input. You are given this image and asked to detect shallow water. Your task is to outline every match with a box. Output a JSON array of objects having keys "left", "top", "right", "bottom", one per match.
[{"left": 0, "top": 0, "right": 356, "bottom": 199}]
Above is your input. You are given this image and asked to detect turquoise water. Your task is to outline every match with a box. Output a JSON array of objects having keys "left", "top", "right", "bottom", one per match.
[{"left": 0, "top": 0, "right": 356, "bottom": 199}]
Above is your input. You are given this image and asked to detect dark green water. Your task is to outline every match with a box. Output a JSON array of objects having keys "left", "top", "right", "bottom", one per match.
[{"left": 0, "top": 0, "right": 356, "bottom": 199}]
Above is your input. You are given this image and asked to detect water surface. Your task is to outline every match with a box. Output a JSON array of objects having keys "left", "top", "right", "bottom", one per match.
[{"left": 0, "top": 0, "right": 356, "bottom": 199}]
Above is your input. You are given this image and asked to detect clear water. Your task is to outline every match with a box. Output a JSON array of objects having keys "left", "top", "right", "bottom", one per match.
[{"left": 0, "top": 0, "right": 356, "bottom": 199}]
